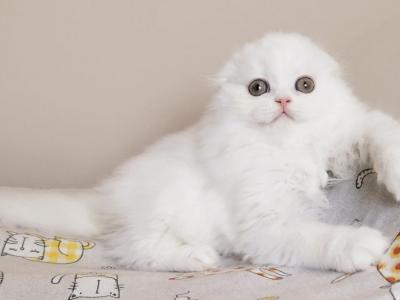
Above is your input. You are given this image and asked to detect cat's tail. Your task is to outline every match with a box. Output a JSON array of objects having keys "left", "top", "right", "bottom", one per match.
[{"left": 0, "top": 187, "right": 101, "bottom": 237}]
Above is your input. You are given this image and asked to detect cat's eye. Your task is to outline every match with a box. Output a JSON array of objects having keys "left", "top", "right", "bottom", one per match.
[
  {"left": 295, "top": 76, "right": 315, "bottom": 93},
  {"left": 248, "top": 79, "right": 270, "bottom": 96}
]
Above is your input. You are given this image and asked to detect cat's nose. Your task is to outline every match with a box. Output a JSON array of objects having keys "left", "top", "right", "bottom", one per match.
[{"left": 275, "top": 98, "right": 291, "bottom": 108}]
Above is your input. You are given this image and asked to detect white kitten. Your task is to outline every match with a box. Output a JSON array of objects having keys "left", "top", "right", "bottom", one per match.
[{"left": 1, "top": 33, "right": 399, "bottom": 273}]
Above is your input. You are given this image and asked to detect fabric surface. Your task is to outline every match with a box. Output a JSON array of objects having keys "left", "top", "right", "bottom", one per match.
[{"left": 1, "top": 169, "right": 400, "bottom": 300}]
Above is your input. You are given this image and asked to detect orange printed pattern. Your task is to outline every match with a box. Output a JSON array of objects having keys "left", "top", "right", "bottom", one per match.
[{"left": 378, "top": 233, "right": 400, "bottom": 283}]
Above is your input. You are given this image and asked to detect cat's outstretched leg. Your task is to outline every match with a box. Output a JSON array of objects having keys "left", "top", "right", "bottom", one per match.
[
  {"left": 365, "top": 111, "right": 400, "bottom": 201},
  {"left": 237, "top": 221, "right": 388, "bottom": 273}
]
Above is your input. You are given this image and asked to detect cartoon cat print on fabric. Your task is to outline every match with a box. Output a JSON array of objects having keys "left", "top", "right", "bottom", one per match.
[
  {"left": 51, "top": 273, "right": 123, "bottom": 299},
  {"left": 1, "top": 231, "right": 95, "bottom": 264}
]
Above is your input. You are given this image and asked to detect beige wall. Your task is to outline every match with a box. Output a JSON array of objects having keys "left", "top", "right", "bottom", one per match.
[{"left": 0, "top": 0, "right": 399, "bottom": 188}]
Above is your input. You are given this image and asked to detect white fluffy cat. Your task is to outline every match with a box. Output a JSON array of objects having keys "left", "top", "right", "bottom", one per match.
[{"left": 1, "top": 33, "right": 399, "bottom": 273}]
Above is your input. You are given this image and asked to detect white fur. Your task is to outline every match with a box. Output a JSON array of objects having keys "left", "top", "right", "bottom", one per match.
[
  {"left": 1, "top": 33, "right": 399, "bottom": 272},
  {"left": 0, "top": 187, "right": 100, "bottom": 236}
]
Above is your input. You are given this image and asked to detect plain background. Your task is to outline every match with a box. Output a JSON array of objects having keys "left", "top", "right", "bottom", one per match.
[{"left": 0, "top": 0, "right": 399, "bottom": 188}]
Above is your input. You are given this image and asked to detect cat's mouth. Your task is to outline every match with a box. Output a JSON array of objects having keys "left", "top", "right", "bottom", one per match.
[
  {"left": 272, "top": 111, "right": 294, "bottom": 123},
  {"left": 253, "top": 109, "right": 295, "bottom": 126}
]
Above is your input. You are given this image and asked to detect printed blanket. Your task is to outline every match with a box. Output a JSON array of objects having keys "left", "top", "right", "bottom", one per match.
[{"left": 1, "top": 169, "right": 400, "bottom": 300}]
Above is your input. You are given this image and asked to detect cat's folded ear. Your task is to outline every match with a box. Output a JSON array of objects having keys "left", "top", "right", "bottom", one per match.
[
  {"left": 208, "top": 58, "right": 238, "bottom": 88},
  {"left": 208, "top": 68, "right": 231, "bottom": 88},
  {"left": 208, "top": 41, "right": 260, "bottom": 89}
]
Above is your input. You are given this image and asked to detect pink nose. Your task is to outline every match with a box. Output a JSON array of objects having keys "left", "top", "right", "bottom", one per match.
[{"left": 275, "top": 98, "right": 291, "bottom": 108}]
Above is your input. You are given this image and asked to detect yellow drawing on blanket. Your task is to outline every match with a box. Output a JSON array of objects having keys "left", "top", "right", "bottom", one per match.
[{"left": 1, "top": 231, "right": 95, "bottom": 264}]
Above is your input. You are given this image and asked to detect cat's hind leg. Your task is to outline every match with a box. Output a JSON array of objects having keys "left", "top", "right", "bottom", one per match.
[{"left": 100, "top": 153, "right": 230, "bottom": 271}]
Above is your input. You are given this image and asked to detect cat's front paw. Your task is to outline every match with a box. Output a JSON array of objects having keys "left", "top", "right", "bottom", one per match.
[
  {"left": 334, "top": 227, "right": 388, "bottom": 273},
  {"left": 179, "top": 245, "right": 221, "bottom": 271}
]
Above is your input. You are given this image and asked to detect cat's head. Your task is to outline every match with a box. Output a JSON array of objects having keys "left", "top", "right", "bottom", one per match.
[
  {"left": 1, "top": 231, "right": 45, "bottom": 259},
  {"left": 212, "top": 33, "right": 357, "bottom": 129}
]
